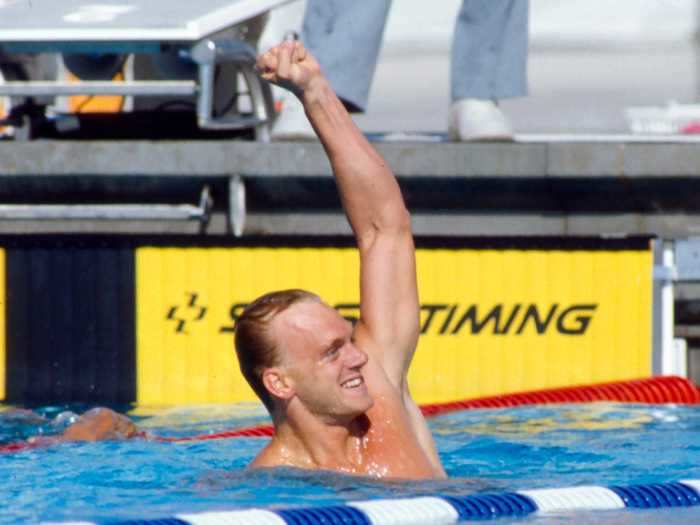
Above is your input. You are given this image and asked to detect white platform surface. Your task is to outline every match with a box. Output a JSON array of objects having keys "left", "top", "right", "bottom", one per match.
[{"left": 0, "top": 0, "right": 291, "bottom": 42}]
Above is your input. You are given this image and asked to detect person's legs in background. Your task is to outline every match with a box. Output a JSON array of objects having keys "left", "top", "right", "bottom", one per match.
[
  {"left": 448, "top": 0, "right": 529, "bottom": 141},
  {"left": 272, "top": 0, "right": 391, "bottom": 140}
]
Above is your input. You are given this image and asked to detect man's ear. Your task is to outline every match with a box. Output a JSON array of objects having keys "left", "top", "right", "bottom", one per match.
[{"left": 262, "top": 368, "right": 295, "bottom": 401}]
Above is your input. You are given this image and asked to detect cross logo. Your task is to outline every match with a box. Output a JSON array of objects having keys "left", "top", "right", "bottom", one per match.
[{"left": 166, "top": 292, "right": 208, "bottom": 334}]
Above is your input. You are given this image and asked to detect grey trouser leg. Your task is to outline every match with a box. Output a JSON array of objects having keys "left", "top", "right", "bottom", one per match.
[
  {"left": 451, "top": 0, "right": 529, "bottom": 101},
  {"left": 301, "top": 0, "right": 391, "bottom": 112}
]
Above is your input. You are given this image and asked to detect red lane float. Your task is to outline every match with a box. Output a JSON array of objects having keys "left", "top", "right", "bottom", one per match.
[
  {"left": 2, "top": 376, "right": 698, "bottom": 451},
  {"left": 168, "top": 376, "right": 700, "bottom": 443},
  {"left": 419, "top": 375, "right": 700, "bottom": 417},
  {"left": 0, "top": 441, "right": 40, "bottom": 453}
]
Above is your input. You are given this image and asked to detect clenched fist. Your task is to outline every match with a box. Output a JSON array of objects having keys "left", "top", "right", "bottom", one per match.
[{"left": 256, "top": 41, "right": 322, "bottom": 97}]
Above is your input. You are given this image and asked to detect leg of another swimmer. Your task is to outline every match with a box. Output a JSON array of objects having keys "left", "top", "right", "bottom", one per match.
[
  {"left": 451, "top": 0, "right": 529, "bottom": 101},
  {"left": 301, "top": 0, "right": 391, "bottom": 112}
]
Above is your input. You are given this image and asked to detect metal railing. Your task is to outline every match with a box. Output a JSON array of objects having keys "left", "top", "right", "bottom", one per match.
[{"left": 0, "top": 185, "right": 212, "bottom": 224}]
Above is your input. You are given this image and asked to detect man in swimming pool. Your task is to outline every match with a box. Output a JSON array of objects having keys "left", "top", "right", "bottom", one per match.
[
  {"left": 231, "top": 41, "right": 445, "bottom": 479},
  {"left": 53, "top": 42, "right": 445, "bottom": 479}
]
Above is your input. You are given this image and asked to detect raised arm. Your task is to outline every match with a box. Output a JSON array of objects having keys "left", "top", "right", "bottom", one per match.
[{"left": 257, "top": 42, "right": 420, "bottom": 390}]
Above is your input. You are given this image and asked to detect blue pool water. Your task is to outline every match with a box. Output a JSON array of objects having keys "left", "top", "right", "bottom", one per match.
[{"left": 1, "top": 402, "right": 699, "bottom": 524}]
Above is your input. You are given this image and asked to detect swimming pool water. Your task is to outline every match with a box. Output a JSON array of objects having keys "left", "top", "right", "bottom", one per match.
[{"left": 1, "top": 402, "right": 699, "bottom": 524}]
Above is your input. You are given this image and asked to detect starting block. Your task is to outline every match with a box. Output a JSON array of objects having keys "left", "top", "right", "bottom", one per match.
[{"left": 0, "top": 0, "right": 293, "bottom": 140}]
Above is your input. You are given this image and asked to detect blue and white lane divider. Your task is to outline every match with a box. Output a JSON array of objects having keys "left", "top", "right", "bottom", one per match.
[{"left": 54, "top": 480, "right": 700, "bottom": 524}]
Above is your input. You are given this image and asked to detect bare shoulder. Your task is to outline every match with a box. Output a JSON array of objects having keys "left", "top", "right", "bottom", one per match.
[
  {"left": 249, "top": 441, "right": 283, "bottom": 468},
  {"left": 249, "top": 439, "right": 307, "bottom": 470}
]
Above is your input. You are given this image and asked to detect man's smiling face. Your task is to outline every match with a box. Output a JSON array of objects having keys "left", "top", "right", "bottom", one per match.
[{"left": 270, "top": 300, "right": 373, "bottom": 422}]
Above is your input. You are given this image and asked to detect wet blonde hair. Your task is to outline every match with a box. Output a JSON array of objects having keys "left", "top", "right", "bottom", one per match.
[{"left": 234, "top": 289, "right": 320, "bottom": 412}]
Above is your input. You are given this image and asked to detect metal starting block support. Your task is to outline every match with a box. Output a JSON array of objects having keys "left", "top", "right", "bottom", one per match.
[
  {"left": 189, "top": 39, "right": 274, "bottom": 139},
  {"left": 0, "top": 81, "right": 197, "bottom": 98},
  {"left": 0, "top": 40, "right": 272, "bottom": 137},
  {"left": 0, "top": 0, "right": 285, "bottom": 139},
  {"left": 0, "top": 186, "right": 212, "bottom": 226},
  {"left": 229, "top": 174, "right": 246, "bottom": 237}
]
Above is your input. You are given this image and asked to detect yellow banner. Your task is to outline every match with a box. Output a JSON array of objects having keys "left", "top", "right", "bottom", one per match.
[{"left": 136, "top": 246, "right": 652, "bottom": 405}]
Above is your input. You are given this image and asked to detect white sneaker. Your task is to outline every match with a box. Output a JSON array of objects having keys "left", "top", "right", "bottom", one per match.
[
  {"left": 448, "top": 98, "right": 513, "bottom": 142},
  {"left": 271, "top": 93, "right": 316, "bottom": 141}
]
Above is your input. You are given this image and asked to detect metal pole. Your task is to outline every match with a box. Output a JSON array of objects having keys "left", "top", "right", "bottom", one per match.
[
  {"left": 661, "top": 243, "right": 676, "bottom": 374},
  {"left": 652, "top": 240, "right": 677, "bottom": 375},
  {"left": 0, "top": 80, "right": 197, "bottom": 97},
  {"left": 229, "top": 175, "right": 246, "bottom": 237}
]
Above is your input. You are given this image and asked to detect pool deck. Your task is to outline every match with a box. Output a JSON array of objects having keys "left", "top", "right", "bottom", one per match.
[
  {"left": 2, "top": 135, "right": 700, "bottom": 178},
  {"left": 0, "top": 135, "right": 699, "bottom": 238}
]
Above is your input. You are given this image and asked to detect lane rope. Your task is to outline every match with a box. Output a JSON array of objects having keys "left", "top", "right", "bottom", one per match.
[
  {"left": 3, "top": 376, "right": 698, "bottom": 452},
  {"left": 159, "top": 375, "right": 700, "bottom": 443},
  {"left": 45, "top": 479, "right": 700, "bottom": 524}
]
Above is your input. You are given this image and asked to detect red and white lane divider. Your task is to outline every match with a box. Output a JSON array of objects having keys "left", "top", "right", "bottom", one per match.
[{"left": 3, "top": 376, "right": 699, "bottom": 452}]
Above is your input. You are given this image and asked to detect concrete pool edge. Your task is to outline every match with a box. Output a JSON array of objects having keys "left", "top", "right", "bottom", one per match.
[{"left": 46, "top": 479, "right": 700, "bottom": 524}]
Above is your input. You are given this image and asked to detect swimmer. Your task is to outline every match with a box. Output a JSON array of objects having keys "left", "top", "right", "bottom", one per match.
[
  {"left": 15, "top": 42, "right": 446, "bottom": 480},
  {"left": 0, "top": 407, "right": 144, "bottom": 451},
  {"left": 239, "top": 41, "right": 446, "bottom": 479},
  {"left": 56, "top": 407, "right": 144, "bottom": 441}
]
